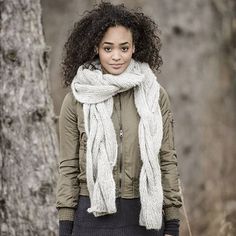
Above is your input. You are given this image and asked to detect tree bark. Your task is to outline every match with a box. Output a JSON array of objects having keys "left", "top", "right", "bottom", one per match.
[{"left": 0, "top": 0, "right": 58, "bottom": 235}]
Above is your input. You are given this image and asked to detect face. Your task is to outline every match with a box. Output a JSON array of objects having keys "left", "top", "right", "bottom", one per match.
[{"left": 97, "top": 25, "right": 135, "bottom": 75}]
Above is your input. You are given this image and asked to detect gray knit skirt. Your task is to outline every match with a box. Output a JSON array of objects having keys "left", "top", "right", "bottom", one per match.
[{"left": 72, "top": 196, "right": 164, "bottom": 236}]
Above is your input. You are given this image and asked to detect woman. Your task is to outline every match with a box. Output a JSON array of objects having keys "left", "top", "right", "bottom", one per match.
[{"left": 56, "top": 2, "right": 182, "bottom": 236}]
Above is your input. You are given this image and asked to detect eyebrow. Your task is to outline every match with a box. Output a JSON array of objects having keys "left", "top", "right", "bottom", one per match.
[{"left": 102, "top": 42, "right": 130, "bottom": 45}]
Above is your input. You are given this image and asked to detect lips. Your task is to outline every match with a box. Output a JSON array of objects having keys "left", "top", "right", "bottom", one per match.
[{"left": 110, "top": 64, "right": 124, "bottom": 69}]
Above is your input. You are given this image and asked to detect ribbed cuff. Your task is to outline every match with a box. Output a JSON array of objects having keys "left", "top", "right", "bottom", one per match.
[
  {"left": 164, "top": 219, "right": 180, "bottom": 236},
  {"left": 59, "top": 220, "right": 73, "bottom": 236},
  {"left": 164, "top": 206, "right": 180, "bottom": 221},
  {"left": 58, "top": 208, "right": 75, "bottom": 221}
]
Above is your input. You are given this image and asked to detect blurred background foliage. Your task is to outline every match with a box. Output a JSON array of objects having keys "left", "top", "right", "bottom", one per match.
[{"left": 41, "top": 0, "right": 236, "bottom": 235}]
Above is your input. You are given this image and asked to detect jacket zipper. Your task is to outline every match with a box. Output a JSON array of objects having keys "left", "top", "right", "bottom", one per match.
[
  {"left": 118, "top": 94, "right": 123, "bottom": 196},
  {"left": 119, "top": 128, "right": 123, "bottom": 195}
]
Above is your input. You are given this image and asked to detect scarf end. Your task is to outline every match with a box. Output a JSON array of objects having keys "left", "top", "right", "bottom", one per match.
[
  {"left": 139, "top": 217, "right": 163, "bottom": 230},
  {"left": 87, "top": 207, "right": 117, "bottom": 217}
]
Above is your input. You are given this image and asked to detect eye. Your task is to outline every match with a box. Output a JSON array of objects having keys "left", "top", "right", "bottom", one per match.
[
  {"left": 121, "top": 47, "right": 129, "bottom": 52},
  {"left": 104, "top": 47, "right": 112, "bottom": 52}
]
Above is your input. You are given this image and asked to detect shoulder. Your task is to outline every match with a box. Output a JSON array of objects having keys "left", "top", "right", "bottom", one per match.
[
  {"left": 62, "top": 90, "right": 77, "bottom": 107},
  {"left": 159, "top": 85, "right": 171, "bottom": 105},
  {"left": 159, "top": 85, "right": 172, "bottom": 112},
  {"left": 60, "top": 90, "right": 82, "bottom": 116}
]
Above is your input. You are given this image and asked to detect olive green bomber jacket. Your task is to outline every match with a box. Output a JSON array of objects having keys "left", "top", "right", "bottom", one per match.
[{"left": 56, "top": 86, "right": 182, "bottom": 222}]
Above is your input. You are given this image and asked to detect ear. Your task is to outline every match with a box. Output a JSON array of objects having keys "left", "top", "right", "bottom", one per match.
[{"left": 94, "top": 46, "right": 98, "bottom": 54}]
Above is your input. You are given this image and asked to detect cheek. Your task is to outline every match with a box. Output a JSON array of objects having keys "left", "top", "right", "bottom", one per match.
[
  {"left": 124, "top": 51, "right": 133, "bottom": 61},
  {"left": 98, "top": 51, "right": 109, "bottom": 62}
]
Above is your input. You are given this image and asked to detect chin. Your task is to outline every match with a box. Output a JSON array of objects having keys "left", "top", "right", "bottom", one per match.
[{"left": 110, "top": 70, "right": 124, "bottom": 75}]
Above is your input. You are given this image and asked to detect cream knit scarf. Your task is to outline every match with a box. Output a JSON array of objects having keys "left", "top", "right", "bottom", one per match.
[{"left": 71, "top": 58, "right": 163, "bottom": 230}]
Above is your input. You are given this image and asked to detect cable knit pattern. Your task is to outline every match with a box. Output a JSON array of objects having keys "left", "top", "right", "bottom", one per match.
[{"left": 71, "top": 59, "right": 163, "bottom": 229}]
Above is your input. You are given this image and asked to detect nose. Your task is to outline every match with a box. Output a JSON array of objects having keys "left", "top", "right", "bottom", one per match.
[{"left": 111, "top": 50, "right": 121, "bottom": 61}]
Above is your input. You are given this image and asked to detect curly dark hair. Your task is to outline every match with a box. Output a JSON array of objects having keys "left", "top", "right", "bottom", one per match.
[{"left": 62, "top": 1, "right": 162, "bottom": 87}]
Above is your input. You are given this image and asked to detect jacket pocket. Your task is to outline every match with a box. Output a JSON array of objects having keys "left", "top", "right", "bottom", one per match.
[{"left": 168, "top": 111, "right": 175, "bottom": 149}]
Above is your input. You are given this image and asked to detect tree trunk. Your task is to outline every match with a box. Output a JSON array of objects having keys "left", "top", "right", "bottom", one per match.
[
  {"left": 0, "top": 0, "right": 58, "bottom": 235},
  {"left": 147, "top": 0, "right": 236, "bottom": 235}
]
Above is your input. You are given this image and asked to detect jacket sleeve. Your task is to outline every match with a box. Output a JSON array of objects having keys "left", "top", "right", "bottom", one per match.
[
  {"left": 56, "top": 91, "right": 80, "bottom": 221},
  {"left": 159, "top": 86, "right": 182, "bottom": 221}
]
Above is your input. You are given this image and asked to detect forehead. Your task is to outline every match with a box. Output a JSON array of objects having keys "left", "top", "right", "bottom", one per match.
[{"left": 100, "top": 25, "right": 133, "bottom": 44}]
